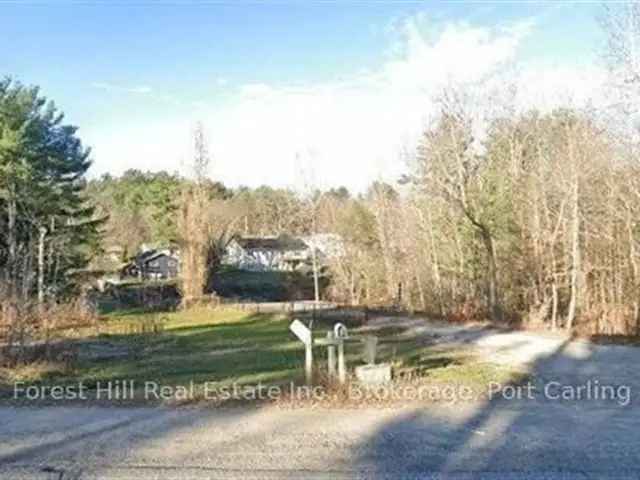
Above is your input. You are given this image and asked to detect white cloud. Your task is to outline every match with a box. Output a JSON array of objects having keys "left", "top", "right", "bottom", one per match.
[
  {"left": 378, "top": 19, "right": 533, "bottom": 91},
  {"left": 238, "top": 83, "right": 277, "bottom": 99},
  {"left": 91, "top": 82, "right": 153, "bottom": 95},
  {"left": 91, "top": 82, "right": 186, "bottom": 108},
  {"left": 86, "top": 15, "right": 606, "bottom": 192},
  {"left": 515, "top": 61, "right": 607, "bottom": 111}
]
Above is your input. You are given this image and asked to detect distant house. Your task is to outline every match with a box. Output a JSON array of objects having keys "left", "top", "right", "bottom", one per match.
[
  {"left": 223, "top": 235, "right": 310, "bottom": 271},
  {"left": 121, "top": 248, "right": 180, "bottom": 280},
  {"left": 223, "top": 234, "right": 345, "bottom": 272}
]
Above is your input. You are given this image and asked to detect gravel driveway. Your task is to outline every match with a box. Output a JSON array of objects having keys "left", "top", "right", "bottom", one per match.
[{"left": 1, "top": 322, "right": 639, "bottom": 479}]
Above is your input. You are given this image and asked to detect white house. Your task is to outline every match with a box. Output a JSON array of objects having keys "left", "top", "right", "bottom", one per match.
[
  {"left": 223, "top": 235, "right": 310, "bottom": 271},
  {"left": 223, "top": 234, "right": 345, "bottom": 272}
]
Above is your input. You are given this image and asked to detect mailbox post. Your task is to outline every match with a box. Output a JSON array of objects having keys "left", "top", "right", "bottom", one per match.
[
  {"left": 334, "top": 323, "right": 348, "bottom": 384},
  {"left": 305, "top": 337, "right": 313, "bottom": 384},
  {"left": 337, "top": 340, "right": 346, "bottom": 384},
  {"left": 290, "top": 320, "right": 349, "bottom": 385},
  {"left": 326, "top": 331, "right": 336, "bottom": 378},
  {"left": 290, "top": 319, "right": 313, "bottom": 384}
]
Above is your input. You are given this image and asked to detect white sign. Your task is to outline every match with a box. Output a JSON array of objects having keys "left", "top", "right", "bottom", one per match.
[{"left": 290, "top": 319, "right": 312, "bottom": 346}]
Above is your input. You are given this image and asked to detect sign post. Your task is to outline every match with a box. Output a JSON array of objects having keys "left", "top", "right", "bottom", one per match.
[
  {"left": 290, "top": 320, "right": 351, "bottom": 385},
  {"left": 337, "top": 340, "right": 346, "bottom": 384},
  {"left": 326, "top": 331, "right": 336, "bottom": 379},
  {"left": 290, "top": 319, "right": 313, "bottom": 384},
  {"left": 305, "top": 340, "right": 313, "bottom": 384},
  {"left": 333, "top": 323, "right": 348, "bottom": 384}
]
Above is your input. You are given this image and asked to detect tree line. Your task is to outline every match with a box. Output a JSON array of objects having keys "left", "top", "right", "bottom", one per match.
[
  {"left": 7, "top": 96, "right": 640, "bottom": 336},
  {"left": 4, "top": 4, "right": 640, "bottom": 336},
  {"left": 0, "top": 79, "right": 101, "bottom": 314}
]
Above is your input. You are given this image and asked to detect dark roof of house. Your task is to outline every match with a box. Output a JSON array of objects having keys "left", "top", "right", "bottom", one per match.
[
  {"left": 136, "top": 249, "right": 178, "bottom": 264},
  {"left": 235, "top": 235, "right": 307, "bottom": 252}
]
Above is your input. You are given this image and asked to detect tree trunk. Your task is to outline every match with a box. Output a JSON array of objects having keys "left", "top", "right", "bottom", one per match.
[
  {"left": 425, "top": 207, "right": 444, "bottom": 316},
  {"left": 566, "top": 178, "right": 580, "bottom": 331},
  {"left": 626, "top": 211, "right": 640, "bottom": 336},
  {"left": 480, "top": 228, "right": 501, "bottom": 321},
  {"left": 6, "top": 192, "right": 17, "bottom": 294},
  {"left": 551, "top": 279, "right": 559, "bottom": 331},
  {"left": 37, "top": 226, "right": 47, "bottom": 310},
  {"left": 415, "top": 267, "right": 427, "bottom": 311}
]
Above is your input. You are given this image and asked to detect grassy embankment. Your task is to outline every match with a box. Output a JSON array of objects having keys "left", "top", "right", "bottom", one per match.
[{"left": 1, "top": 306, "right": 527, "bottom": 405}]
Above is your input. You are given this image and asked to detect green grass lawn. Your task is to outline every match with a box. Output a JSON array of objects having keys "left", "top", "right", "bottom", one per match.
[
  {"left": 45, "top": 309, "right": 303, "bottom": 392},
  {"left": 1, "top": 307, "right": 526, "bottom": 405}
]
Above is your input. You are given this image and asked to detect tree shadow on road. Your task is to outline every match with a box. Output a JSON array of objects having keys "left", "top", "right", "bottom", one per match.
[{"left": 357, "top": 337, "right": 640, "bottom": 478}]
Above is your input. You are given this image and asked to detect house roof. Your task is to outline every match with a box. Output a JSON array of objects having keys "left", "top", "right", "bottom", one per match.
[
  {"left": 137, "top": 249, "right": 179, "bottom": 264},
  {"left": 234, "top": 235, "right": 308, "bottom": 252}
]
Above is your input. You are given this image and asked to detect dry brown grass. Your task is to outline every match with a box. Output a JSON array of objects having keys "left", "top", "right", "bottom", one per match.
[
  {"left": 573, "top": 305, "right": 638, "bottom": 336},
  {"left": 0, "top": 295, "right": 95, "bottom": 367},
  {"left": 0, "top": 360, "right": 73, "bottom": 384}
]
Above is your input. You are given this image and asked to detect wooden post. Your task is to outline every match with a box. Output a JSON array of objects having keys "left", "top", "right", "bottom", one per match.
[
  {"left": 305, "top": 338, "right": 313, "bottom": 385},
  {"left": 363, "top": 335, "right": 378, "bottom": 365},
  {"left": 327, "top": 331, "right": 336, "bottom": 379},
  {"left": 290, "top": 319, "right": 314, "bottom": 385},
  {"left": 337, "top": 338, "right": 346, "bottom": 384}
]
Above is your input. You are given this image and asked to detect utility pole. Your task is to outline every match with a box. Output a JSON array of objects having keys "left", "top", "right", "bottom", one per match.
[
  {"left": 312, "top": 241, "right": 320, "bottom": 303},
  {"left": 310, "top": 202, "right": 321, "bottom": 304}
]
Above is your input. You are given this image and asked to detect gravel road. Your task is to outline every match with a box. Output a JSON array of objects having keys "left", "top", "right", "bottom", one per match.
[
  {"left": 1, "top": 323, "right": 639, "bottom": 479},
  {"left": 1, "top": 401, "right": 638, "bottom": 479}
]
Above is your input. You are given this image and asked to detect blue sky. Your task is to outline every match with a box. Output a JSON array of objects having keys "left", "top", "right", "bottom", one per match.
[{"left": 1, "top": 1, "right": 607, "bottom": 190}]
